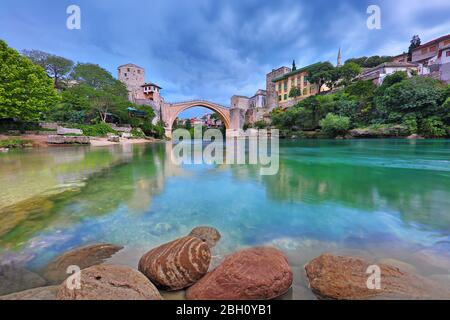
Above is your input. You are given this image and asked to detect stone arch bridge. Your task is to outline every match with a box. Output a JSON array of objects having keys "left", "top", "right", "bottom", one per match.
[{"left": 161, "top": 100, "right": 238, "bottom": 138}]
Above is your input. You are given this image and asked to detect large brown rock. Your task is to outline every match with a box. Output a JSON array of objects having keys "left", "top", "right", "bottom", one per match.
[
  {"left": 138, "top": 236, "right": 211, "bottom": 291},
  {"left": 189, "top": 226, "right": 221, "bottom": 248},
  {"left": 305, "top": 254, "right": 450, "bottom": 300},
  {"left": 57, "top": 264, "right": 162, "bottom": 300},
  {"left": 186, "top": 247, "right": 293, "bottom": 300},
  {"left": 42, "top": 243, "right": 123, "bottom": 284},
  {"left": 0, "top": 286, "right": 59, "bottom": 300},
  {"left": 0, "top": 265, "right": 47, "bottom": 296}
]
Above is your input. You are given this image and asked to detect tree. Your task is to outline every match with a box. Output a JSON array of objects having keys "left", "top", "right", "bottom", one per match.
[
  {"left": 289, "top": 87, "right": 302, "bottom": 98},
  {"left": 22, "top": 49, "right": 74, "bottom": 88},
  {"left": 319, "top": 113, "right": 351, "bottom": 137},
  {"left": 71, "top": 63, "right": 119, "bottom": 90},
  {"left": 408, "top": 35, "right": 421, "bottom": 61},
  {"left": 337, "top": 62, "right": 361, "bottom": 85},
  {"left": 345, "top": 56, "right": 393, "bottom": 68},
  {"left": 307, "top": 62, "right": 335, "bottom": 93},
  {"left": 0, "top": 40, "right": 60, "bottom": 121}
]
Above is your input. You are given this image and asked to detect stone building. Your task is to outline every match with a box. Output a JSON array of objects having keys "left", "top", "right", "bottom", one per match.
[
  {"left": 411, "top": 34, "right": 450, "bottom": 84},
  {"left": 266, "top": 66, "right": 291, "bottom": 110},
  {"left": 271, "top": 62, "right": 323, "bottom": 109},
  {"left": 118, "top": 64, "right": 163, "bottom": 123},
  {"left": 356, "top": 62, "right": 418, "bottom": 86}
]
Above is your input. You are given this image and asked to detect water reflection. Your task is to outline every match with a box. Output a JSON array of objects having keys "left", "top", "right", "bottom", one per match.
[{"left": 0, "top": 140, "right": 449, "bottom": 276}]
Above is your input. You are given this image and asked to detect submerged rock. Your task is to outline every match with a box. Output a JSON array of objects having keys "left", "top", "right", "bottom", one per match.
[
  {"left": 42, "top": 243, "right": 123, "bottom": 284},
  {"left": 189, "top": 226, "right": 221, "bottom": 248},
  {"left": 305, "top": 254, "right": 450, "bottom": 300},
  {"left": 186, "top": 247, "right": 293, "bottom": 300},
  {"left": 138, "top": 236, "right": 211, "bottom": 291},
  {"left": 57, "top": 264, "right": 162, "bottom": 300},
  {"left": 0, "top": 286, "right": 59, "bottom": 300},
  {"left": 0, "top": 265, "right": 47, "bottom": 296}
]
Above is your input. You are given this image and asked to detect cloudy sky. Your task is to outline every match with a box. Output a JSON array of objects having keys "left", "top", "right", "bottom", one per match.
[{"left": 1, "top": 0, "right": 449, "bottom": 116}]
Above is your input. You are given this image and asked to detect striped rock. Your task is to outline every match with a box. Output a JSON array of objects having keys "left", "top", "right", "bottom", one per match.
[
  {"left": 57, "top": 264, "right": 162, "bottom": 300},
  {"left": 189, "top": 226, "right": 221, "bottom": 248},
  {"left": 138, "top": 236, "right": 211, "bottom": 291},
  {"left": 186, "top": 247, "right": 293, "bottom": 300}
]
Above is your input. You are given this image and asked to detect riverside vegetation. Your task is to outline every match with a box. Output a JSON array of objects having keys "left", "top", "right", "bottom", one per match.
[
  {"left": 270, "top": 67, "right": 450, "bottom": 139},
  {"left": 0, "top": 39, "right": 164, "bottom": 139}
]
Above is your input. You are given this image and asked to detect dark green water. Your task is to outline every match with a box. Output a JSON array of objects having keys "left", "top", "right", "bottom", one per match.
[{"left": 1, "top": 140, "right": 450, "bottom": 299}]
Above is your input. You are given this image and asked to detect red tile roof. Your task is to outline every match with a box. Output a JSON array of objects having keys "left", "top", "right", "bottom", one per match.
[{"left": 413, "top": 34, "right": 450, "bottom": 51}]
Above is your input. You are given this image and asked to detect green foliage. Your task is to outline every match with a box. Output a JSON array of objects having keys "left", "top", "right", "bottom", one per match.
[
  {"left": 402, "top": 114, "right": 418, "bottom": 134},
  {"left": 0, "top": 138, "right": 32, "bottom": 148},
  {"left": 337, "top": 62, "right": 361, "bottom": 85},
  {"left": 420, "top": 117, "right": 447, "bottom": 137},
  {"left": 289, "top": 87, "right": 302, "bottom": 98},
  {"left": 376, "top": 77, "right": 446, "bottom": 124},
  {"left": 345, "top": 56, "right": 393, "bottom": 68},
  {"left": 74, "top": 123, "right": 117, "bottom": 137},
  {"left": 131, "top": 128, "right": 145, "bottom": 138},
  {"left": 254, "top": 120, "right": 267, "bottom": 129},
  {"left": 0, "top": 40, "right": 60, "bottom": 121},
  {"left": 319, "top": 113, "right": 351, "bottom": 137},
  {"left": 22, "top": 49, "right": 74, "bottom": 88},
  {"left": 306, "top": 62, "right": 335, "bottom": 92},
  {"left": 141, "top": 122, "right": 165, "bottom": 139}
]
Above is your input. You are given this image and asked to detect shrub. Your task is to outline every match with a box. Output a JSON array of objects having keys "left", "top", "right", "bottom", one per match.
[
  {"left": 319, "top": 113, "right": 350, "bottom": 137},
  {"left": 254, "top": 120, "right": 267, "bottom": 129},
  {"left": 0, "top": 138, "right": 33, "bottom": 148},
  {"left": 402, "top": 114, "right": 418, "bottom": 134},
  {"left": 74, "top": 123, "right": 117, "bottom": 137},
  {"left": 421, "top": 117, "right": 447, "bottom": 137}
]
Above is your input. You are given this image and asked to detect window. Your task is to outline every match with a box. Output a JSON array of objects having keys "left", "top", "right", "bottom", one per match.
[
  {"left": 278, "top": 95, "right": 282, "bottom": 102},
  {"left": 429, "top": 45, "right": 437, "bottom": 52},
  {"left": 127, "top": 68, "right": 130, "bottom": 72},
  {"left": 124, "top": 73, "right": 128, "bottom": 77},
  {"left": 278, "top": 83, "right": 282, "bottom": 91},
  {"left": 284, "top": 94, "right": 287, "bottom": 100},
  {"left": 446, "top": 51, "right": 450, "bottom": 57},
  {"left": 138, "top": 70, "right": 141, "bottom": 74},
  {"left": 284, "top": 82, "right": 287, "bottom": 91}
]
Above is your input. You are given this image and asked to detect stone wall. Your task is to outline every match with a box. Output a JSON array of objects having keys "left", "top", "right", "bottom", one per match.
[{"left": 266, "top": 67, "right": 291, "bottom": 110}]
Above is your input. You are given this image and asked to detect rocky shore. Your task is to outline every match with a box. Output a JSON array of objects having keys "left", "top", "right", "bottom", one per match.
[{"left": 1, "top": 226, "right": 450, "bottom": 300}]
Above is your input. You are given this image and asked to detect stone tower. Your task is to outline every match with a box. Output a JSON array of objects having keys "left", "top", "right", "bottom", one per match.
[
  {"left": 266, "top": 66, "right": 291, "bottom": 110},
  {"left": 337, "top": 48, "right": 342, "bottom": 67},
  {"left": 118, "top": 64, "right": 145, "bottom": 102}
]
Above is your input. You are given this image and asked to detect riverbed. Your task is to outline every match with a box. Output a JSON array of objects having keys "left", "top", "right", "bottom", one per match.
[{"left": 1, "top": 139, "right": 450, "bottom": 299}]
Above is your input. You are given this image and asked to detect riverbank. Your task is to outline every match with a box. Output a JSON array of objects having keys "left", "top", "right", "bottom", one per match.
[{"left": 0, "top": 134, "right": 163, "bottom": 149}]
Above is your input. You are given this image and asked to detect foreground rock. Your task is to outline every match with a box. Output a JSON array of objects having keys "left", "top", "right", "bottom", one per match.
[
  {"left": 349, "top": 125, "right": 409, "bottom": 138},
  {"left": 138, "top": 236, "right": 211, "bottom": 291},
  {"left": 47, "top": 135, "right": 90, "bottom": 145},
  {"left": 57, "top": 264, "right": 162, "bottom": 300},
  {"left": 0, "top": 286, "right": 59, "bottom": 300},
  {"left": 305, "top": 254, "right": 450, "bottom": 300},
  {"left": 186, "top": 247, "right": 293, "bottom": 300},
  {"left": 42, "top": 243, "right": 123, "bottom": 284},
  {"left": 0, "top": 265, "right": 47, "bottom": 296},
  {"left": 189, "top": 226, "right": 221, "bottom": 248}
]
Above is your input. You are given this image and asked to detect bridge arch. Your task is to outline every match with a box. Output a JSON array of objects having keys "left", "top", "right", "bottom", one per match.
[{"left": 162, "top": 100, "right": 231, "bottom": 138}]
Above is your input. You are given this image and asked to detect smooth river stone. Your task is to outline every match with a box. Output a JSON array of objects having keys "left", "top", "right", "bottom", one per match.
[
  {"left": 138, "top": 236, "right": 211, "bottom": 291},
  {"left": 189, "top": 226, "right": 221, "bottom": 248},
  {"left": 0, "top": 286, "right": 59, "bottom": 300},
  {"left": 57, "top": 264, "right": 162, "bottom": 300},
  {"left": 0, "top": 265, "right": 47, "bottom": 296},
  {"left": 186, "top": 247, "right": 293, "bottom": 300},
  {"left": 305, "top": 254, "right": 450, "bottom": 300},
  {"left": 42, "top": 243, "right": 124, "bottom": 284}
]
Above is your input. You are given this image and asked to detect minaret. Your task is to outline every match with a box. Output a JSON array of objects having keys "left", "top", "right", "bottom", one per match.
[{"left": 337, "top": 48, "right": 342, "bottom": 67}]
